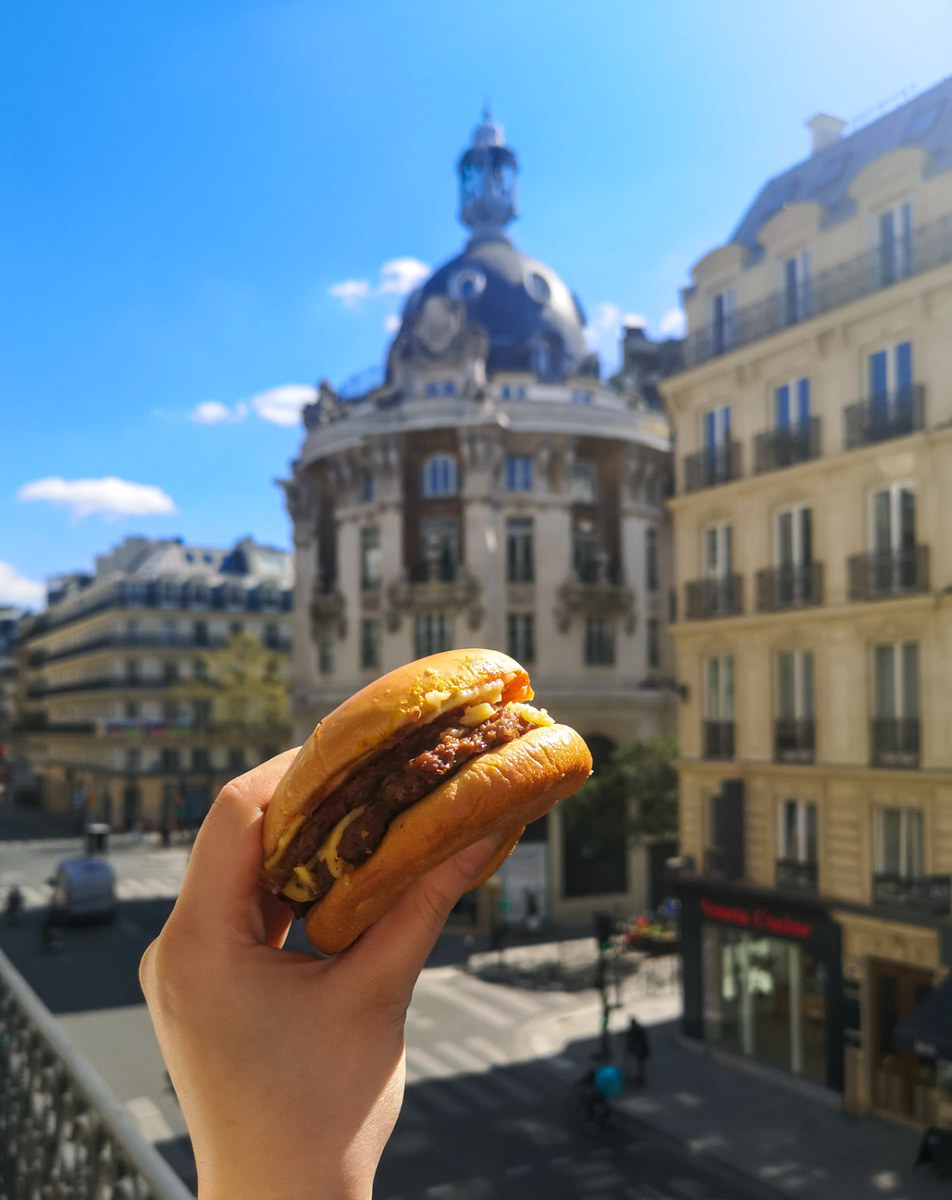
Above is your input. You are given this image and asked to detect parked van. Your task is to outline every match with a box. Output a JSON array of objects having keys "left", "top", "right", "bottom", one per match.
[{"left": 47, "top": 857, "right": 118, "bottom": 924}]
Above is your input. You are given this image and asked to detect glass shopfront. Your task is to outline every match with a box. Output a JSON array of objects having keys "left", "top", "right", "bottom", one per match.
[{"left": 702, "top": 924, "right": 827, "bottom": 1085}]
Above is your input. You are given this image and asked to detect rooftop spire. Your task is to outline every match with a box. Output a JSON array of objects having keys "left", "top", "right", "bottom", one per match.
[{"left": 457, "top": 110, "right": 518, "bottom": 240}]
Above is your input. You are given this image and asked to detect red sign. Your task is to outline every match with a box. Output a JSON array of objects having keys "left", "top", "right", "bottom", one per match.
[{"left": 700, "top": 896, "right": 813, "bottom": 941}]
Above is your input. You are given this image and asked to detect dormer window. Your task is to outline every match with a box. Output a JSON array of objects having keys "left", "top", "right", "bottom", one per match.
[
  {"left": 421, "top": 453, "right": 458, "bottom": 497},
  {"left": 425, "top": 381, "right": 456, "bottom": 397}
]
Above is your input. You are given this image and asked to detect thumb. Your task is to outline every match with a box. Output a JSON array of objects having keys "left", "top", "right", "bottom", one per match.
[{"left": 350, "top": 831, "right": 508, "bottom": 998}]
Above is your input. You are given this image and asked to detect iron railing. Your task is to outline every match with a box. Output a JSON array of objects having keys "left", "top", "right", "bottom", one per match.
[
  {"left": 775, "top": 858, "right": 819, "bottom": 894},
  {"left": 681, "top": 213, "right": 952, "bottom": 369},
  {"left": 848, "top": 546, "right": 929, "bottom": 601},
  {"left": 843, "top": 385, "right": 925, "bottom": 449},
  {"left": 774, "top": 719, "right": 815, "bottom": 764},
  {"left": 684, "top": 576, "right": 743, "bottom": 620},
  {"left": 0, "top": 946, "right": 194, "bottom": 1199},
  {"left": 753, "top": 418, "right": 821, "bottom": 473},
  {"left": 872, "top": 873, "right": 950, "bottom": 916},
  {"left": 756, "top": 562, "right": 823, "bottom": 611},
  {"left": 703, "top": 720, "right": 735, "bottom": 760},
  {"left": 870, "top": 718, "right": 920, "bottom": 768},
  {"left": 682, "top": 442, "right": 742, "bottom": 493}
]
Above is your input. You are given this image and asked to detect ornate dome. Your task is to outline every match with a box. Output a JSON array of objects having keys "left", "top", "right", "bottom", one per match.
[{"left": 387, "top": 114, "right": 599, "bottom": 383}]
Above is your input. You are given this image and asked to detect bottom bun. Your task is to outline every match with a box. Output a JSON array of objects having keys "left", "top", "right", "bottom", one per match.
[{"left": 303, "top": 722, "right": 591, "bottom": 954}]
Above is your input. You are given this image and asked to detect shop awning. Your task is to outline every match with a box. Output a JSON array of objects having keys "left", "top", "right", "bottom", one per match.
[{"left": 895, "top": 975, "right": 952, "bottom": 1060}]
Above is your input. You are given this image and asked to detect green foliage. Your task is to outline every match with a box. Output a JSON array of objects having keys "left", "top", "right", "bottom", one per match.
[
  {"left": 563, "top": 737, "right": 678, "bottom": 843},
  {"left": 177, "top": 632, "right": 290, "bottom": 733}
]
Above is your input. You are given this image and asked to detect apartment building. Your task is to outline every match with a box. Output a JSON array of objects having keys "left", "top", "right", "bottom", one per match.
[
  {"left": 14, "top": 536, "right": 293, "bottom": 831},
  {"left": 660, "top": 81, "right": 952, "bottom": 1126},
  {"left": 285, "top": 113, "right": 678, "bottom": 926}
]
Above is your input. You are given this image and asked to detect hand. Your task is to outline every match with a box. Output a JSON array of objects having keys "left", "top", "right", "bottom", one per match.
[{"left": 140, "top": 750, "right": 507, "bottom": 1200}]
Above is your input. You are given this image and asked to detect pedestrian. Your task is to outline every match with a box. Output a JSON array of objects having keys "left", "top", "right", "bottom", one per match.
[
  {"left": 624, "top": 1015, "right": 650, "bottom": 1086},
  {"left": 5, "top": 885, "right": 23, "bottom": 926}
]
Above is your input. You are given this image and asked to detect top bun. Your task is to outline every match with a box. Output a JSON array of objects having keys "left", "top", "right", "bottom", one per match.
[{"left": 262, "top": 649, "right": 532, "bottom": 867}]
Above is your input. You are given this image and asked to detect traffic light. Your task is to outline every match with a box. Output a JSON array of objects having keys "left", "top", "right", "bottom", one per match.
[{"left": 593, "top": 911, "right": 614, "bottom": 952}]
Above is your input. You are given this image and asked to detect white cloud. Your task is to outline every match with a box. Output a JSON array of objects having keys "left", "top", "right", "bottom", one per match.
[
  {"left": 249, "top": 384, "right": 317, "bottom": 427},
  {"left": 383, "top": 313, "right": 401, "bottom": 334},
  {"left": 328, "top": 279, "right": 372, "bottom": 307},
  {"left": 190, "top": 400, "right": 249, "bottom": 424},
  {"left": 659, "top": 306, "right": 686, "bottom": 337},
  {"left": 623, "top": 312, "right": 648, "bottom": 329},
  {"left": 583, "top": 301, "right": 625, "bottom": 370},
  {"left": 378, "top": 257, "right": 430, "bottom": 296},
  {"left": 17, "top": 477, "right": 177, "bottom": 522},
  {"left": 0, "top": 561, "right": 45, "bottom": 609}
]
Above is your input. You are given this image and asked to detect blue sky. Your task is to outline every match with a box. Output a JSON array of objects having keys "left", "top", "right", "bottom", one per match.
[{"left": 2, "top": 0, "right": 949, "bottom": 607}]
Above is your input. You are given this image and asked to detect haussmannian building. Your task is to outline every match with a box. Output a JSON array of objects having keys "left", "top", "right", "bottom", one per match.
[
  {"left": 14, "top": 536, "right": 293, "bottom": 832},
  {"left": 284, "top": 113, "right": 679, "bottom": 928},
  {"left": 660, "top": 79, "right": 952, "bottom": 1128}
]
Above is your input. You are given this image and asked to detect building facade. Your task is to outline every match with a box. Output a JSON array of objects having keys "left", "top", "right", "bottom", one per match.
[
  {"left": 14, "top": 536, "right": 293, "bottom": 831},
  {"left": 661, "top": 80, "right": 952, "bottom": 1127},
  {"left": 285, "top": 114, "right": 678, "bottom": 926}
]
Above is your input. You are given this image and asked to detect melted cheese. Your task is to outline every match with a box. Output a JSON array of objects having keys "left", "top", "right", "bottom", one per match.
[
  {"left": 315, "top": 804, "right": 367, "bottom": 879},
  {"left": 460, "top": 701, "right": 496, "bottom": 727}
]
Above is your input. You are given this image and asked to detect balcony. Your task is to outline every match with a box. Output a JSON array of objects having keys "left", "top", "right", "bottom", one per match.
[
  {"left": 872, "top": 873, "right": 951, "bottom": 916},
  {"left": 409, "top": 558, "right": 462, "bottom": 584},
  {"left": 680, "top": 213, "right": 952, "bottom": 369},
  {"left": 703, "top": 720, "right": 735, "bottom": 760},
  {"left": 682, "top": 442, "right": 742, "bottom": 492},
  {"left": 775, "top": 858, "right": 819, "bottom": 894},
  {"left": 871, "top": 718, "right": 920, "bottom": 768},
  {"left": 774, "top": 719, "right": 815, "bottom": 764},
  {"left": 848, "top": 546, "right": 929, "bottom": 601},
  {"left": 844, "top": 385, "right": 925, "bottom": 450},
  {"left": 754, "top": 418, "right": 821, "bottom": 474},
  {"left": 684, "top": 575, "right": 743, "bottom": 620},
  {"left": 756, "top": 562, "right": 823, "bottom": 611}
]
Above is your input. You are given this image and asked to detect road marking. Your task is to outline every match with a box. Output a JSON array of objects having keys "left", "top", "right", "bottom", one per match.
[
  {"left": 464, "top": 981, "right": 544, "bottom": 1017},
  {"left": 22, "top": 886, "right": 48, "bottom": 907},
  {"left": 126, "top": 1096, "right": 175, "bottom": 1143},
  {"left": 434, "top": 1040, "right": 488, "bottom": 1073},
  {"left": 418, "top": 978, "right": 513, "bottom": 1028},
  {"left": 117, "top": 879, "right": 154, "bottom": 898},
  {"left": 406, "top": 1045, "right": 456, "bottom": 1079},
  {"left": 463, "top": 1035, "right": 509, "bottom": 1066}
]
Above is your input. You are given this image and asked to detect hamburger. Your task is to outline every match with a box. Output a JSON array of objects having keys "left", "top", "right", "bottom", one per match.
[{"left": 261, "top": 648, "right": 592, "bottom": 953}]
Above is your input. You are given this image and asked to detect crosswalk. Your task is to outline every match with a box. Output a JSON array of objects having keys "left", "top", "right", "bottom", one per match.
[{"left": 11, "top": 876, "right": 181, "bottom": 908}]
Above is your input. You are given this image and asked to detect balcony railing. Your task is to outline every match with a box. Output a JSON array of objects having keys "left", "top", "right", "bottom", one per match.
[
  {"left": 774, "top": 719, "right": 815, "bottom": 764},
  {"left": 756, "top": 562, "right": 823, "bottom": 611},
  {"left": 844, "top": 385, "right": 925, "bottom": 450},
  {"left": 680, "top": 213, "right": 952, "bottom": 369},
  {"left": 684, "top": 575, "right": 743, "bottom": 620},
  {"left": 703, "top": 720, "right": 735, "bottom": 760},
  {"left": 848, "top": 546, "right": 929, "bottom": 601},
  {"left": 872, "top": 873, "right": 951, "bottom": 916},
  {"left": 408, "top": 558, "right": 461, "bottom": 584},
  {"left": 0, "top": 947, "right": 193, "bottom": 1200},
  {"left": 871, "top": 718, "right": 920, "bottom": 768},
  {"left": 775, "top": 858, "right": 819, "bottom": 894},
  {"left": 754, "top": 418, "right": 821, "bottom": 473},
  {"left": 682, "top": 442, "right": 742, "bottom": 492}
]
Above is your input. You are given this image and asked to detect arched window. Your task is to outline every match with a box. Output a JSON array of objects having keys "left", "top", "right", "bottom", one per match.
[{"left": 421, "top": 453, "right": 459, "bottom": 498}]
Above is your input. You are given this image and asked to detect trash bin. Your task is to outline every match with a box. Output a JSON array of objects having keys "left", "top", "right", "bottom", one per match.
[{"left": 85, "top": 823, "right": 111, "bottom": 855}]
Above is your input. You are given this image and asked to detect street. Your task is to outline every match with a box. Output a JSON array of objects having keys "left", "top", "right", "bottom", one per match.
[{"left": 0, "top": 830, "right": 776, "bottom": 1197}]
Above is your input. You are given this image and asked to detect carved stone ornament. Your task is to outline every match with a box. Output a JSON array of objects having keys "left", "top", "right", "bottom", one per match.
[
  {"left": 553, "top": 577, "right": 637, "bottom": 635},
  {"left": 416, "top": 295, "right": 463, "bottom": 356},
  {"left": 384, "top": 570, "right": 484, "bottom": 634},
  {"left": 310, "top": 586, "right": 347, "bottom": 640}
]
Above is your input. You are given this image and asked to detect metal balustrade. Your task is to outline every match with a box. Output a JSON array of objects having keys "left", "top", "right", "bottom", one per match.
[{"left": 0, "top": 946, "right": 193, "bottom": 1200}]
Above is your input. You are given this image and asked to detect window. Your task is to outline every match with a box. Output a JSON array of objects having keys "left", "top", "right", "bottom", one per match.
[
  {"left": 193, "top": 658, "right": 208, "bottom": 683},
  {"left": 192, "top": 747, "right": 210, "bottom": 771},
  {"left": 571, "top": 390, "right": 592, "bottom": 405},
  {"left": 125, "top": 748, "right": 141, "bottom": 772},
  {"left": 228, "top": 747, "right": 246, "bottom": 772},
  {"left": 229, "top": 621, "right": 244, "bottom": 637},
  {"left": 163, "top": 700, "right": 179, "bottom": 722},
  {"left": 360, "top": 619, "right": 381, "bottom": 670},
  {"left": 868, "top": 341, "right": 913, "bottom": 409},
  {"left": 160, "top": 620, "right": 176, "bottom": 646},
  {"left": 874, "top": 200, "right": 913, "bottom": 286},
  {"left": 570, "top": 461, "right": 597, "bottom": 503},
  {"left": 780, "top": 251, "right": 811, "bottom": 325},
  {"left": 584, "top": 617, "right": 615, "bottom": 666},
  {"left": 705, "top": 655, "right": 734, "bottom": 721},
  {"left": 421, "top": 453, "right": 458, "bottom": 497},
  {"left": 507, "top": 613, "right": 535, "bottom": 665},
  {"left": 124, "top": 701, "right": 138, "bottom": 719},
  {"left": 779, "top": 799, "right": 818, "bottom": 864},
  {"left": 776, "top": 506, "right": 812, "bottom": 569},
  {"left": 425, "top": 381, "right": 456, "bottom": 397},
  {"left": 870, "top": 483, "right": 915, "bottom": 554},
  {"left": 703, "top": 405, "right": 732, "bottom": 453},
  {"left": 162, "top": 660, "right": 180, "bottom": 684},
  {"left": 774, "top": 378, "right": 810, "bottom": 430},
  {"left": 192, "top": 699, "right": 212, "bottom": 729},
  {"left": 877, "top": 807, "right": 923, "bottom": 879},
  {"left": 318, "top": 631, "right": 334, "bottom": 675},
  {"left": 873, "top": 642, "right": 919, "bottom": 722},
  {"left": 777, "top": 651, "right": 814, "bottom": 723},
  {"left": 645, "top": 528, "right": 659, "bottom": 592},
  {"left": 360, "top": 527, "right": 381, "bottom": 590},
  {"left": 160, "top": 581, "right": 179, "bottom": 606},
  {"left": 419, "top": 517, "right": 459, "bottom": 581},
  {"left": 572, "top": 518, "right": 599, "bottom": 582},
  {"left": 500, "top": 384, "right": 526, "bottom": 401},
  {"left": 506, "top": 518, "right": 534, "bottom": 583},
  {"left": 711, "top": 288, "right": 734, "bottom": 354},
  {"left": 359, "top": 469, "right": 376, "bottom": 502},
  {"left": 160, "top": 748, "right": 180, "bottom": 772},
  {"left": 505, "top": 455, "right": 533, "bottom": 492},
  {"left": 415, "top": 613, "right": 453, "bottom": 658},
  {"left": 226, "top": 585, "right": 244, "bottom": 610},
  {"left": 646, "top": 617, "right": 660, "bottom": 669},
  {"left": 703, "top": 522, "right": 732, "bottom": 578}
]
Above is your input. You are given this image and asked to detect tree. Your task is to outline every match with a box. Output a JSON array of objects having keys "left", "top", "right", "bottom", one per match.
[
  {"left": 564, "top": 737, "right": 679, "bottom": 842},
  {"left": 177, "top": 631, "right": 290, "bottom": 734}
]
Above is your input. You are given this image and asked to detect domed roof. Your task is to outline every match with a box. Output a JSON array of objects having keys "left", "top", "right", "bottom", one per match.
[{"left": 394, "top": 235, "right": 598, "bottom": 380}]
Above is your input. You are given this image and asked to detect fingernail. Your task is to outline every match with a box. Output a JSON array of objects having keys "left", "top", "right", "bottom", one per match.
[{"left": 455, "top": 831, "right": 509, "bottom": 879}]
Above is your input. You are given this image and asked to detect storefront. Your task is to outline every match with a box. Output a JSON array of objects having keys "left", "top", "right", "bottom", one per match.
[{"left": 676, "top": 880, "right": 844, "bottom": 1093}]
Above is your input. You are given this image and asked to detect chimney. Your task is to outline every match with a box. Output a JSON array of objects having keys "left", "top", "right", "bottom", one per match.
[{"left": 806, "top": 113, "right": 848, "bottom": 155}]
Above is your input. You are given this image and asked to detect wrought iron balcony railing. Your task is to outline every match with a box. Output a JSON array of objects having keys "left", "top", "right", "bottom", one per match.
[
  {"left": 756, "top": 562, "right": 823, "bottom": 611},
  {"left": 754, "top": 418, "right": 821, "bottom": 473},
  {"left": 680, "top": 213, "right": 952, "bottom": 369},
  {"left": 775, "top": 857, "right": 819, "bottom": 894},
  {"left": 870, "top": 718, "right": 920, "bottom": 768},
  {"left": 871, "top": 873, "right": 951, "bottom": 916},
  {"left": 844, "top": 385, "right": 925, "bottom": 449},
  {"left": 774, "top": 719, "right": 815, "bottom": 764},
  {"left": 848, "top": 546, "right": 929, "bottom": 601},
  {"left": 682, "top": 442, "right": 742, "bottom": 493},
  {"left": 0, "top": 946, "right": 193, "bottom": 1200},
  {"left": 703, "top": 720, "right": 735, "bottom": 760},
  {"left": 684, "top": 575, "right": 743, "bottom": 620},
  {"left": 408, "top": 558, "right": 462, "bottom": 584}
]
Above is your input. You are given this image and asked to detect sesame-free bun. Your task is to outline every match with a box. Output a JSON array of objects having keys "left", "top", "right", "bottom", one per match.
[
  {"left": 304, "top": 721, "right": 592, "bottom": 955},
  {"left": 262, "top": 649, "right": 533, "bottom": 870}
]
